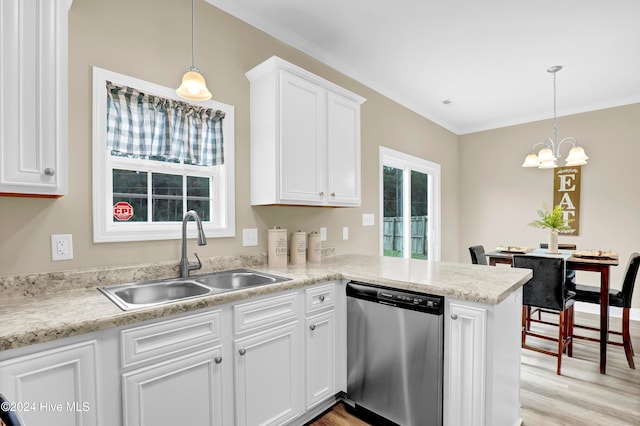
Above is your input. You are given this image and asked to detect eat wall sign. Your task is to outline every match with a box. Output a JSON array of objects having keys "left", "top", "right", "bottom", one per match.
[{"left": 554, "top": 166, "right": 581, "bottom": 235}]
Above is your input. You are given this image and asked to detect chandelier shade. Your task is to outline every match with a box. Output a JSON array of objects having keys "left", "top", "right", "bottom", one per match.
[{"left": 521, "top": 66, "right": 589, "bottom": 169}]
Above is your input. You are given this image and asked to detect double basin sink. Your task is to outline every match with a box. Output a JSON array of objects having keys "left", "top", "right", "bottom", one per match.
[{"left": 98, "top": 269, "right": 291, "bottom": 311}]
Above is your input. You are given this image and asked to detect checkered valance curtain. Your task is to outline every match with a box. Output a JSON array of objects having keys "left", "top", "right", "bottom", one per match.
[{"left": 106, "top": 81, "right": 225, "bottom": 166}]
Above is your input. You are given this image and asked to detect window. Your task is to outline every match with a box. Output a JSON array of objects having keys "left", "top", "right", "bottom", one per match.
[
  {"left": 379, "top": 147, "right": 441, "bottom": 260},
  {"left": 92, "top": 67, "right": 235, "bottom": 242}
]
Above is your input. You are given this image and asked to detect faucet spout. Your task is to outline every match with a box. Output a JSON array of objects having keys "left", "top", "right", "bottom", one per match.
[{"left": 180, "top": 210, "right": 207, "bottom": 278}]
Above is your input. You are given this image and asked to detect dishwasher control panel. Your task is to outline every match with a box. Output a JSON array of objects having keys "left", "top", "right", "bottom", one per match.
[{"left": 347, "top": 281, "right": 443, "bottom": 314}]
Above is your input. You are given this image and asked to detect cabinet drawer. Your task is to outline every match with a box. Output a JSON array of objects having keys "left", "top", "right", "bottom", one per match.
[
  {"left": 121, "top": 310, "right": 221, "bottom": 369},
  {"left": 305, "top": 283, "right": 336, "bottom": 314},
  {"left": 234, "top": 292, "right": 299, "bottom": 334}
]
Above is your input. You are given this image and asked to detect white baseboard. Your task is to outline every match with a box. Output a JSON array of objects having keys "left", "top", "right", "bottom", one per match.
[{"left": 575, "top": 302, "right": 640, "bottom": 321}]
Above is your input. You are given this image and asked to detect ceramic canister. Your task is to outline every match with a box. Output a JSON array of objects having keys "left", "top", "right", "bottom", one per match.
[
  {"left": 290, "top": 231, "right": 307, "bottom": 265},
  {"left": 268, "top": 227, "right": 288, "bottom": 267},
  {"left": 307, "top": 231, "right": 321, "bottom": 262}
]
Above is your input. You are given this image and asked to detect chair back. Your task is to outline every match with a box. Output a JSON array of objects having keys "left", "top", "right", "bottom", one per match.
[
  {"left": 539, "top": 243, "right": 577, "bottom": 250},
  {"left": 469, "top": 245, "right": 487, "bottom": 265},
  {"left": 621, "top": 252, "right": 640, "bottom": 308},
  {"left": 0, "top": 394, "right": 24, "bottom": 426},
  {"left": 513, "top": 255, "right": 567, "bottom": 311}
]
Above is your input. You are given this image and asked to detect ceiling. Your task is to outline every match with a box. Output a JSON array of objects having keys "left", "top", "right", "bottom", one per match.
[{"left": 206, "top": 0, "right": 640, "bottom": 135}]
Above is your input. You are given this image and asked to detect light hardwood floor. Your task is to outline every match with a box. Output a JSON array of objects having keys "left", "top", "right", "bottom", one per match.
[{"left": 308, "top": 312, "right": 640, "bottom": 426}]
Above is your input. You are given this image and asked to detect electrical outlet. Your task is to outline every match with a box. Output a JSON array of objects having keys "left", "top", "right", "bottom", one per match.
[
  {"left": 242, "top": 228, "right": 258, "bottom": 246},
  {"left": 362, "top": 213, "right": 375, "bottom": 226},
  {"left": 343, "top": 226, "right": 349, "bottom": 240},
  {"left": 51, "top": 234, "right": 73, "bottom": 261},
  {"left": 320, "top": 227, "right": 327, "bottom": 241}
]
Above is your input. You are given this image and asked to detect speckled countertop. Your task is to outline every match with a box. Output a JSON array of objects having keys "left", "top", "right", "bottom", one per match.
[{"left": 0, "top": 254, "right": 531, "bottom": 352}]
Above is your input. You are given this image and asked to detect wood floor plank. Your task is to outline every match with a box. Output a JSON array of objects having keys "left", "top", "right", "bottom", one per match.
[{"left": 311, "top": 312, "right": 639, "bottom": 425}]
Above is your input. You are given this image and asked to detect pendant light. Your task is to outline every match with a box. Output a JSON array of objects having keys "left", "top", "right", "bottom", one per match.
[
  {"left": 521, "top": 66, "right": 589, "bottom": 168},
  {"left": 176, "top": 0, "right": 212, "bottom": 101}
]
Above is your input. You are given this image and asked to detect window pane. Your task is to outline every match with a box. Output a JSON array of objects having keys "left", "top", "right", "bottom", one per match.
[
  {"left": 152, "top": 173, "right": 183, "bottom": 221},
  {"left": 411, "top": 170, "right": 429, "bottom": 260},
  {"left": 187, "top": 176, "right": 211, "bottom": 221},
  {"left": 383, "top": 166, "right": 403, "bottom": 258},
  {"left": 113, "top": 169, "right": 148, "bottom": 222}
]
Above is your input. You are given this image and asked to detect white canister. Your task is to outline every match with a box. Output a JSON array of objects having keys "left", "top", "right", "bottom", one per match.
[
  {"left": 290, "top": 231, "right": 307, "bottom": 265},
  {"left": 268, "top": 227, "right": 288, "bottom": 268},
  {"left": 307, "top": 231, "right": 322, "bottom": 262}
]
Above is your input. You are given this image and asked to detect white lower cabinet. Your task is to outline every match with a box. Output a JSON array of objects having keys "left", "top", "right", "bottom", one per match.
[
  {"left": 233, "top": 322, "right": 303, "bottom": 426},
  {"left": 305, "top": 310, "right": 336, "bottom": 409},
  {"left": 444, "top": 288, "right": 523, "bottom": 426},
  {"left": 0, "top": 340, "right": 99, "bottom": 426},
  {"left": 122, "top": 347, "right": 224, "bottom": 426}
]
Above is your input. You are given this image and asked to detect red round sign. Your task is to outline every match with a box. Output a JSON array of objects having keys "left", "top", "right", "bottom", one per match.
[{"left": 113, "top": 201, "right": 134, "bottom": 221}]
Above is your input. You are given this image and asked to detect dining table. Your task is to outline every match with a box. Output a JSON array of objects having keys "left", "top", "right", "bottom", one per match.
[{"left": 484, "top": 248, "right": 619, "bottom": 374}]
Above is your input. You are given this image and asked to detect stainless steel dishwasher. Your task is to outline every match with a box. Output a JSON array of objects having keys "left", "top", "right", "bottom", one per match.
[{"left": 345, "top": 280, "right": 444, "bottom": 426}]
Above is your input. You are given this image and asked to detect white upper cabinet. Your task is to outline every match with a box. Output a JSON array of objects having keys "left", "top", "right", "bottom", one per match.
[
  {"left": 246, "top": 56, "right": 365, "bottom": 207},
  {"left": 0, "top": 0, "right": 71, "bottom": 197}
]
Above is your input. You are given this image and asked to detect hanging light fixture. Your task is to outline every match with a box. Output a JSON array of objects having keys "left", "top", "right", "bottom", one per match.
[
  {"left": 176, "top": 0, "right": 212, "bottom": 101},
  {"left": 521, "top": 65, "right": 589, "bottom": 168}
]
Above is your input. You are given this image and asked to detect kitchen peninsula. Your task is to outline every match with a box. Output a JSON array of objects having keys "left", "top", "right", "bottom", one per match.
[{"left": 0, "top": 255, "right": 530, "bottom": 426}]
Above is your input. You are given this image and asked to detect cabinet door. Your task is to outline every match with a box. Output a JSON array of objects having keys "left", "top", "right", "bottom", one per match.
[
  {"left": 122, "top": 346, "right": 223, "bottom": 426},
  {"left": 0, "top": 340, "right": 98, "bottom": 426},
  {"left": 305, "top": 310, "right": 336, "bottom": 409},
  {"left": 0, "top": 0, "right": 68, "bottom": 196},
  {"left": 279, "top": 71, "right": 326, "bottom": 204},
  {"left": 234, "top": 322, "right": 303, "bottom": 426},
  {"left": 327, "top": 92, "right": 361, "bottom": 206},
  {"left": 446, "top": 303, "right": 487, "bottom": 426}
]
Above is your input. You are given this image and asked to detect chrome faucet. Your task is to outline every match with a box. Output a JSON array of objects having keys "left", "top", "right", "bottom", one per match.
[{"left": 180, "top": 210, "right": 207, "bottom": 278}]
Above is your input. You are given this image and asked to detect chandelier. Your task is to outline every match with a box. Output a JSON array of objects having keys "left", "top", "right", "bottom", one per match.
[{"left": 521, "top": 66, "right": 589, "bottom": 169}]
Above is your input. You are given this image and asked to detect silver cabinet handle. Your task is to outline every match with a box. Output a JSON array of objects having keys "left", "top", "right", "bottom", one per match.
[
  {"left": 238, "top": 349, "right": 246, "bottom": 356},
  {"left": 331, "top": 192, "right": 336, "bottom": 197},
  {"left": 451, "top": 314, "right": 458, "bottom": 320},
  {"left": 214, "top": 356, "right": 222, "bottom": 364},
  {"left": 309, "top": 324, "right": 316, "bottom": 331},
  {"left": 319, "top": 192, "right": 324, "bottom": 196},
  {"left": 44, "top": 168, "right": 55, "bottom": 176},
  {"left": 318, "top": 295, "right": 325, "bottom": 302}
]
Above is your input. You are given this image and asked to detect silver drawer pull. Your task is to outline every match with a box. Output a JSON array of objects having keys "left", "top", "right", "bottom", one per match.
[
  {"left": 319, "top": 192, "right": 324, "bottom": 196},
  {"left": 44, "top": 168, "right": 55, "bottom": 176},
  {"left": 309, "top": 324, "right": 316, "bottom": 331},
  {"left": 238, "top": 349, "right": 246, "bottom": 356},
  {"left": 214, "top": 356, "right": 222, "bottom": 364},
  {"left": 451, "top": 314, "right": 458, "bottom": 320},
  {"left": 331, "top": 192, "right": 336, "bottom": 197},
  {"left": 318, "top": 295, "right": 325, "bottom": 302}
]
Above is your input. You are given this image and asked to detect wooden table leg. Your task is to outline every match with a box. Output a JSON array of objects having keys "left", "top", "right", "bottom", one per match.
[{"left": 599, "top": 266, "right": 610, "bottom": 374}]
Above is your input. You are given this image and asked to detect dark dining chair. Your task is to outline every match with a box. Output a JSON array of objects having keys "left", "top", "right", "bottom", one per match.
[
  {"left": 572, "top": 252, "right": 639, "bottom": 369},
  {"left": 531, "top": 243, "right": 578, "bottom": 321},
  {"left": 513, "top": 255, "right": 575, "bottom": 375},
  {"left": 469, "top": 245, "right": 487, "bottom": 265},
  {"left": 0, "top": 394, "right": 25, "bottom": 426}
]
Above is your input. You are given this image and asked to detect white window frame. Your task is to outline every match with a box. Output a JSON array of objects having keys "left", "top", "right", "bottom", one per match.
[
  {"left": 379, "top": 146, "right": 441, "bottom": 261},
  {"left": 91, "top": 67, "right": 235, "bottom": 243}
]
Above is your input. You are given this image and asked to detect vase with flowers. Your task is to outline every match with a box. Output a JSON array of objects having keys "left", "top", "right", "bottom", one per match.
[{"left": 528, "top": 204, "right": 572, "bottom": 253}]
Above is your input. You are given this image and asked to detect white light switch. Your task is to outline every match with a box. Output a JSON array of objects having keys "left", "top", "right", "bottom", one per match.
[
  {"left": 362, "top": 213, "right": 375, "bottom": 226},
  {"left": 320, "top": 227, "right": 327, "bottom": 241},
  {"left": 343, "top": 226, "right": 349, "bottom": 240},
  {"left": 51, "top": 234, "right": 73, "bottom": 261},
  {"left": 242, "top": 228, "right": 258, "bottom": 246}
]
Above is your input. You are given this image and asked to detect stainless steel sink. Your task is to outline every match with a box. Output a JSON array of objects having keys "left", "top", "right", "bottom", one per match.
[
  {"left": 194, "top": 269, "right": 288, "bottom": 290},
  {"left": 98, "top": 269, "right": 291, "bottom": 311}
]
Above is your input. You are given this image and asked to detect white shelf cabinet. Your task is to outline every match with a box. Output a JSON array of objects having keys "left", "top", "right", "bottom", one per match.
[
  {"left": 0, "top": 0, "right": 70, "bottom": 197},
  {"left": 246, "top": 56, "right": 365, "bottom": 207}
]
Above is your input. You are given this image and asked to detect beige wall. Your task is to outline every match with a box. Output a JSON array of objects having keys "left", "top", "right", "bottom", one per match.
[
  {"left": 459, "top": 103, "right": 640, "bottom": 308},
  {"left": 0, "top": 0, "right": 459, "bottom": 276}
]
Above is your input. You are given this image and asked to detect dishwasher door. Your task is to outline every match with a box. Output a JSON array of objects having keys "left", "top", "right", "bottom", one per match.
[{"left": 347, "top": 284, "right": 444, "bottom": 426}]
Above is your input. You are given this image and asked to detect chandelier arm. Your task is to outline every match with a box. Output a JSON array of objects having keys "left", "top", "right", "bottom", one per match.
[{"left": 555, "top": 137, "right": 578, "bottom": 158}]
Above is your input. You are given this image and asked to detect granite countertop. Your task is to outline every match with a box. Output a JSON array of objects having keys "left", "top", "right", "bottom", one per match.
[{"left": 0, "top": 254, "right": 531, "bottom": 352}]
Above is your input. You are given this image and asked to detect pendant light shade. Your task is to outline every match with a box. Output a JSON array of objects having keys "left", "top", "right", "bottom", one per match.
[{"left": 176, "top": 0, "right": 212, "bottom": 101}]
